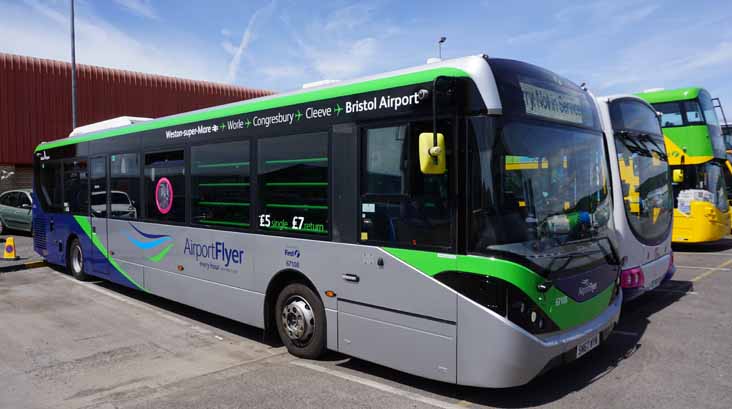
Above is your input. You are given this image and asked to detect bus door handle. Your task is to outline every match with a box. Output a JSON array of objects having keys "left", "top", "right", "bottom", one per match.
[{"left": 342, "top": 274, "right": 360, "bottom": 283}]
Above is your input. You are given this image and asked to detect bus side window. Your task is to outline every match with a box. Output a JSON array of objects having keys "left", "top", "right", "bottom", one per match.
[
  {"left": 110, "top": 153, "right": 140, "bottom": 220},
  {"left": 191, "top": 140, "right": 251, "bottom": 229},
  {"left": 257, "top": 132, "right": 329, "bottom": 235},
  {"left": 360, "top": 123, "right": 452, "bottom": 249},
  {"left": 63, "top": 159, "right": 88, "bottom": 215}
]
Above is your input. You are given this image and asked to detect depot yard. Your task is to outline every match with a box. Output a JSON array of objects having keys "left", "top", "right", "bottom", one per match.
[{"left": 0, "top": 235, "right": 729, "bottom": 409}]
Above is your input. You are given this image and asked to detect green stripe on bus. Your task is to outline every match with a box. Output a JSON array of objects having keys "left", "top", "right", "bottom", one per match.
[
  {"left": 198, "top": 201, "right": 250, "bottom": 207},
  {"left": 36, "top": 66, "right": 470, "bottom": 151},
  {"left": 148, "top": 243, "right": 174, "bottom": 263},
  {"left": 196, "top": 162, "right": 250, "bottom": 168},
  {"left": 266, "top": 182, "right": 328, "bottom": 187},
  {"left": 382, "top": 247, "right": 615, "bottom": 331},
  {"left": 265, "top": 157, "right": 328, "bottom": 165},
  {"left": 198, "top": 220, "right": 250, "bottom": 227},
  {"left": 72, "top": 216, "right": 148, "bottom": 292},
  {"left": 266, "top": 203, "right": 328, "bottom": 210},
  {"left": 198, "top": 182, "right": 250, "bottom": 187}
]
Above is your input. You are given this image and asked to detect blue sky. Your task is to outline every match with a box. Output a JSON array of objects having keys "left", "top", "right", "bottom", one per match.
[{"left": 2, "top": 0, "right": 732, "bottom": 112}]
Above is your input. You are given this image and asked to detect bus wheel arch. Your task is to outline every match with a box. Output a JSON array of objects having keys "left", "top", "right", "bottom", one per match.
[{"left": 264, "top": 269, "right": 327, "bottom": 358}]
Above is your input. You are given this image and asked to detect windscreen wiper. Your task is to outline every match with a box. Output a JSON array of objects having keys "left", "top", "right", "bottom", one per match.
[{"left": 616, "top": 131, "right": 668, "bottom": 161}]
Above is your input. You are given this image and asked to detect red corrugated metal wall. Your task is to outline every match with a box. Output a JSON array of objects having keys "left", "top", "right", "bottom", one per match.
[{"left": 0, "top": 53, "right": 273, "bottom": 165}]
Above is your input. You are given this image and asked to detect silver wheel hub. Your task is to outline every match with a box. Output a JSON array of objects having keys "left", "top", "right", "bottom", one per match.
[
  {"left": 281, "top": 296, "right": 314, "bottom": 343},
  {"left": 72, "top": 245, "right": 83, "bottom": 273}
]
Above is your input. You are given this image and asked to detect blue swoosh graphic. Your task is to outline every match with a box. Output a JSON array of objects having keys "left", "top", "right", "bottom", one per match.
[
  {"left": 128, "top": 222, "right": 170, "bottom": 239},
  {"left": 124, "top": 233, "right": 172, "bottom": 250}
]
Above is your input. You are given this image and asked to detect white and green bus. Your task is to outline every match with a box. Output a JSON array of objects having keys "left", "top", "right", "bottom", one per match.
[
  {"left": 595, "top": 95, "right": 674, "bottom": 301},
  {"left": 33, "top": 55, "right": 622, "bottom": 388}
]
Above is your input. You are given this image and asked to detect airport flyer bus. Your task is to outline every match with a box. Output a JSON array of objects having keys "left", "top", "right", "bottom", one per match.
[
  {"left": 595, "top": 95, "right": 674, "bottom": 301},
  {"left": 33, "top": 56, "right": 622, "bottom": 388},
  {"left": 636, "top": 87, "right": 730, "bottom": 242}
]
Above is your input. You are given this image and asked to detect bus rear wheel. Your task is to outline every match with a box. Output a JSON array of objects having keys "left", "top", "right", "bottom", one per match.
[
  {"left": 67, "top": 238, "right": 88, "bottom": 281},
  {"left": 275, "top": 282, "right": 326, "bottom": 359}
]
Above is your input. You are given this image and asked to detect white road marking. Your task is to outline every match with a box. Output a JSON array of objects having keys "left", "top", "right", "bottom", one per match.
[
  {"left": 674, "top": 252, "right": 732, "bottom": 257},
  {"left": 691, "top": 258, "right": 732, "bottom": 283},
  {"left": 612, "top": 330, "right": 639, "bottom": 337},
  {"left": 292, "top": 360, "right": 467, "bottom": 409},
  {"left": 675, "top": 265, "right": 732, "bottom": 271}
]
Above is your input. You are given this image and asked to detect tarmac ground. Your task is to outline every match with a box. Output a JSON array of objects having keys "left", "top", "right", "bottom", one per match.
[{"left": 1, "top": 233, "right": 731, "bottom": 409}]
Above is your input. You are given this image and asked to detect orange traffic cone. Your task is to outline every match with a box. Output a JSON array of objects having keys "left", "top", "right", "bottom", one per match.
[{"left": 3, "top": 236, "right": 18, "bottom": 260}]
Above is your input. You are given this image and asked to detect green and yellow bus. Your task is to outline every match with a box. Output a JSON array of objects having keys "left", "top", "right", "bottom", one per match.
[{"left": 637, "top": 87, "right": 730, "bottom": 242}]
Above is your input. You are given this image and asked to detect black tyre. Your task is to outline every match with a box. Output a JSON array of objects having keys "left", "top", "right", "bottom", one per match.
[
  {"left": 67, "top": 238, "right": 88, "bottom": 281},
  {"left": 275, "top": 282, "right": 327, "bottom": 359},
  {"left": 0, "top": 220, "right": 4, "bottom": 235}
]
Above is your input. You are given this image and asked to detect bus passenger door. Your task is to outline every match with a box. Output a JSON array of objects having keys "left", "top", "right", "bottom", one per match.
[
  {"left": 336, "top": 122, "right": 459, "bottom": 384},
  {"left": 89, "top": 156, "right": 110, "bottom": 275}
]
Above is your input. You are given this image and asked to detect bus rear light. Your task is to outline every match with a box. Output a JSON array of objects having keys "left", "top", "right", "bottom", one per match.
[{"left": 620, "top": 267, "right": 644, "bottom": 289}]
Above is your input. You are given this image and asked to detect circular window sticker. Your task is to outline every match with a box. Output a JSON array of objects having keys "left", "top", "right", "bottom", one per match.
[{"left": 155, "top": 177, "right": 173, "bottom": 215}]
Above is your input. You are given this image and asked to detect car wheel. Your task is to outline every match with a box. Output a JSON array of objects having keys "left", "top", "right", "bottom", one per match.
[
  {"left": 67, "top": 238, "right": 88, "bottom": 281},
  {"left": 0, "top": 220, "right": 4, "bottom": 236},
  {"left": 275, "top": 282, "right": 327, "bottom": 359}
]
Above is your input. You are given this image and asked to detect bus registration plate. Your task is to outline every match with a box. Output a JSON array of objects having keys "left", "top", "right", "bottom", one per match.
[{"left": 576, "top": 333, "right": 600, "bottom": 359}]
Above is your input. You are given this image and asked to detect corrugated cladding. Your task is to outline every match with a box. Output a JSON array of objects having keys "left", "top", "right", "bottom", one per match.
[{"left": 0, "top": 53, "right": 273, "bottom": 165}]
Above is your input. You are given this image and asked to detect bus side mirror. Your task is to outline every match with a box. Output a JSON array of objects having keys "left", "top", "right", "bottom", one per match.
[
  {"left": 673, "top": 169, "right": 684, "bottom": 183},
  {"left": 418, "top": 132, "right": 446, "bottom": 174}
]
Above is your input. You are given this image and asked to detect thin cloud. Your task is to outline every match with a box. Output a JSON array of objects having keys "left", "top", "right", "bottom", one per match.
[
  {"left": 554, "top": 0, "right": 658, "bottom": 26},
  {"left": 260, "top": 65, "right": 307, "bottom": 81},
  {"left": 279, "top": 3, "right": 399, "bottom": 82},
  {"left": 614, "top": 4, "right": 659, "bottom": 25},
  {"left": 322, "top": 3, "right": 376, "bottom": 32},
  {"left": 507, "top": 28, "right": 557, "bottom": 45},
  {"left": 225, "top": 0, "right": 277, "bottom": 83},
  {"left": 3, "top": 1, "right": 226, "bottom": 82},
  {"left": 113, "top": 0, "right": 158, "bottom": 20}
]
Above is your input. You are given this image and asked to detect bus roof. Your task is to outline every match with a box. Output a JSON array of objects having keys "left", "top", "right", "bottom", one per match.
[
  {"left": 635, "top": 87, "right": 705, "bottom": 104},
  {"left": 35, "top": 55, "right": 501, "bottom": 153}
]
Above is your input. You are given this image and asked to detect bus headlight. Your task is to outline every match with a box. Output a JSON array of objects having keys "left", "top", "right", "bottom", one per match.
[
  {"left": 507, "top": 286, "right": 559, "bottom": 334},
  {"left": 435, "top": 272, "right": 560, "bottom": 334}
]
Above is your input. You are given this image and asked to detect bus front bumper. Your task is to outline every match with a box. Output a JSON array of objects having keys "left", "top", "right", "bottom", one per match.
[
  {"left": 672, "top": 204, "right": 730, "bottom": 243},
  {"left": 456, "top": 289, "right": 622, "bottom": 388}
]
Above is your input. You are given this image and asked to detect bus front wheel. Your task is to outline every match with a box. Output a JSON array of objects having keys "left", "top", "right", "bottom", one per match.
[
  {"left": 275, "top": 282, "right": 326, "bottom": 359},
  {"left": 67, "top": 238, "right": 88, "bottom": 281}
]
